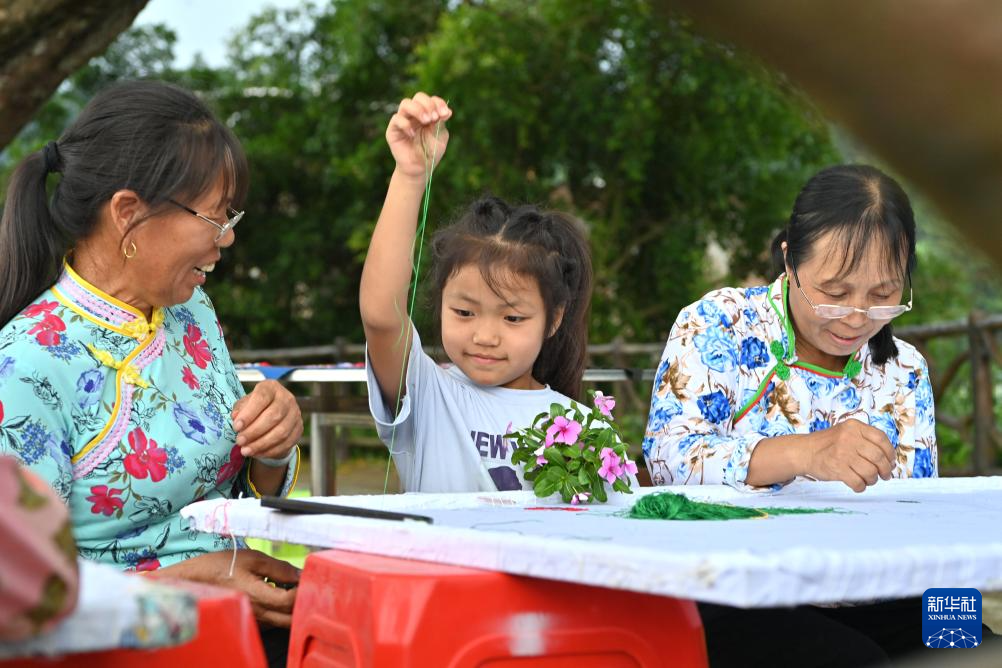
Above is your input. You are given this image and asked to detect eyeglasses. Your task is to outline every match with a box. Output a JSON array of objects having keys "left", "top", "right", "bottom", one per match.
[
  {"left": 790, "top": 265, "right": 913, "bottom": 320},
  {"left": 168, "top": 198, "right": 245, "bottom": 242}
]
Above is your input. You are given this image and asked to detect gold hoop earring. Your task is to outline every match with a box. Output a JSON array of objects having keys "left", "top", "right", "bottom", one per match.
[{"left": 123, "top": 241, "right": 137, "bottom": 259}]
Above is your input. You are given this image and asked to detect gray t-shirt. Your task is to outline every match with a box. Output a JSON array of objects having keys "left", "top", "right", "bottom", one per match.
[{"left": 366, "top": 326, "right": 575, "bottom": 493}]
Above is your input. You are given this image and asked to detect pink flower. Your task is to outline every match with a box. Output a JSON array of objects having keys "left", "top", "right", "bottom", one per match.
[
  {"left": 86, "top": 485, "right": 124, "bottom": 516},
  {"left": 545, "top": 416, "right": 582, "bottom": 447},
  {"left": 136, "top": 557, "right": 161, "bottom": 572},
  {"left": 23, "top": 300, "right": 57, "bottom": 318},
  {"left": 622, "top": 458, "right": 638, "bottom": 477},
  {"left": 27, "top": 313, "right": 66, "bottom": 346},
  {"left": 533, "top": 444, "right": 549, "bottom": 466},
  {"left": 124, "top": 427, "right": 168, "bottom": 482},
  {"left": 593, "top": 391, "right": 616, "bottom": 418},
  {"left": 181, "top": 365, "right": 200, "bottom": 390},
  {"left": 183, "top": 324, "right": 212, "bottom": 369},
  {"left": 571, "top": 492, "right": 590, "bottom": 505},
  {"left": 217, "top": 444, "right": 244, "bottom": 484},
  {"left": 598, "top": 447, "right": 624, "bottom": 483}
]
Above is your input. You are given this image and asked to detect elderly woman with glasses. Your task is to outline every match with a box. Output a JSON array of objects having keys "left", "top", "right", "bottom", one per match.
[
  {"left": 643, "top": 167, "right": 954, "bottom": 666},
  {"left": 0, "top": 81, "right": 303, "bottom": 643},
  {"left": 644, "top": 164, "right": 935, "bottom": 494}
]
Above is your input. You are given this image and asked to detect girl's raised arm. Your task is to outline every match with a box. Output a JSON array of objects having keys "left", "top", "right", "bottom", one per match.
[{"left": 360, "top": 93, "right": 451, "bottom": 407}]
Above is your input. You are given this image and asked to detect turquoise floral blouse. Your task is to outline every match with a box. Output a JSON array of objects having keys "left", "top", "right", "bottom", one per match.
[
  {"left": 644, "top": 275, "right": 937, "bottom": 490},
  {"left": 0, "top": 265, "right": 298, "bottom": 570}
]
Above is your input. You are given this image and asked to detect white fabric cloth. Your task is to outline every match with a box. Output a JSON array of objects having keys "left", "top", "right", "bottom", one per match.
[
  {"left": 182, "top": 476, "right": 1002, "bottom": 608},
  {"left": 366, "top": 325, "right": 575, "bottom": 492},
  {"left": 0, "top": 559, "right": 197, "bottom": 658}
]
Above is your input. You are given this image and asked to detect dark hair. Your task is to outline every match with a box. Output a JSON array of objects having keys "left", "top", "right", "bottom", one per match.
[
  {"left": 0, "top": 79, "right": 248, "bottom": 327},
  {"left": 769, "top": 164, "right": 916, "bottom": 365},
  {"left": 430, "top": 195, "right": 593, "bottom": 399}
]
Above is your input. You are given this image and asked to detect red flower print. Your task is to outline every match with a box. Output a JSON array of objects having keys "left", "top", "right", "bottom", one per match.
[
  {"left": 0, "top": 400, "right": 4, "bottom": 424},
  {"left": 86, "top": 485, "right": 124, "bottom": 516},
  {"left": 136, "top": 557, "right": 161, "bottom": 572},
  {"left": 124, "top": 427, "right": 168, "bottom": 482},
  {"left": 217, "top": 444, "right": 244, "bottom": 484},
  {"left": 183, "top": 324, "right": 212, "bottom": 369},
  {"left": 27, "top": 313, "right": 66, "bottom": 346},
  {"left": 23, "top": 300, "right": 58, "bottom": 318},
  {"left": 181, "top": 365, "right": 200, "bottom": 390}
]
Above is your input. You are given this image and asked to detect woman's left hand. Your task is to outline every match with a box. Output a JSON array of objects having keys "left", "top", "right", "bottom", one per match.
[{"left": 231, "top": 380, "right": 303, "bottom": 460}]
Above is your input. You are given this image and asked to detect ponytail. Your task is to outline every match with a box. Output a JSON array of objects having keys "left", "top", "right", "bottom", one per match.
[{"left": 0, "top": 150, "right": 66, "bottom": 326}]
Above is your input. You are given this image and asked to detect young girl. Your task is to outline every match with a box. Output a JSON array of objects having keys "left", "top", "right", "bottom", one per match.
[{"left": 360, "top": 93, "right": 593, "bottom": 493}]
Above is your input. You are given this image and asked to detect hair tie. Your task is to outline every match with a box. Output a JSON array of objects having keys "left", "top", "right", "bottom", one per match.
[{"left": 42, "top": 141, "right": 62, "bottom": 174}]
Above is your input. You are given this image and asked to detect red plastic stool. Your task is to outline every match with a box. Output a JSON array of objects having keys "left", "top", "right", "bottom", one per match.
[
  {"left": 288, "top": 549, "right": 707, "bottom": 668},
  {"left": 5, "top": 579, "right": 267, "bottom": 668}
]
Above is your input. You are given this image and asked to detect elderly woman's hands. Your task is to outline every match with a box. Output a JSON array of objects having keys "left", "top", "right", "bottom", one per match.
[
  {"left": 151, "top": 549, "right": 299, "bottom": 628},
  {"left": 232, "top": 380, "right": 303, "bottom": 462},
  {"left": 804, "top": 418, "right": 896, "bottom": 492}
]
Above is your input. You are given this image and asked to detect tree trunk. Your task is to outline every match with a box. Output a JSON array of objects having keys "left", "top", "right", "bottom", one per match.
[
  {"left": 0, "top": 0, "right": 150, "bottom": 147},
  {"left": 658, "top": 0, "right": 1002, "bottom": 270}
]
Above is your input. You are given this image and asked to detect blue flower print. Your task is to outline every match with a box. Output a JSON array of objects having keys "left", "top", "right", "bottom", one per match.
[
  {"left": 761, "top": 416, "right": 795, "bottom": 438},
  {"left": 906, "top": 371, "right": 918, "bottom": 390},
  {"left": 915, "top": 375, "right": 934, "bottom": 421},
  {"left": 739, "top": 337, "right": 769, "bottom": 370},
  {"left": 697, "top": 390, "right": 731, "bottom": 424},
  {"left": 743, "top": 286, "right": 769, "bottom": 299},
  {"left": 809, "top": 417, "right": 831, "bottom": 433},
  {"left": 742, "top": 306, "right": 759, "bottom": 325},
  {"left": 165, "top": 446, "right": 186, "bottom": 474},
  {"left": 76, "top": 369, "right": 104, "bottom": 408},
  {"left": 648, "top": 395, "right": 683, "bottom": 433},
  {"left": 869, "top": 413, "right": 899, "bottom": 448},
  {"left": 0, "top": 356, "right": 14, "bottom": 386},
  {"left": 694, "top": 326, "right": 738, "bottom": 373},
  {"left": 913, "top": 448, "right": 934, "bottom": 478},
  {"left": 837, "top": 386, "right": 861, "bottom": 411},
  {"left": 173, "top": 403, "right": 221, "bottom": 446},
  {"left": 641, "top": 434, "right": 655, "bottom": 457},
  {"left": 804, "top": 373, "right": 840, "bottom": 396},
  {"left": 18, "top": 419, "right": 53, "bottom": 464},
  {"left": 697, "top": 299, "right": 731, "bottom": 329}
]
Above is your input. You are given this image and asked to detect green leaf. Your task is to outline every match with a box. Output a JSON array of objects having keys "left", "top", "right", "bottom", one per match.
[{"left": 549, "top": 403, "right": 566, "bottom": 418}]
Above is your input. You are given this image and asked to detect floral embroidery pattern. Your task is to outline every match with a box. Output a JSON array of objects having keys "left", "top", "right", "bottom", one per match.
[
  {"left": 182, "top": 324, "right": 212, "bottom": 369},
  {"left": 124, "top": 428, "right": 168, "bottom": 482}
]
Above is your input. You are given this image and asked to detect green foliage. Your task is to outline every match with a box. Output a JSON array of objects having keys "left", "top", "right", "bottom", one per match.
[
  {"left": 508, "top": 391, "right": 636, "bottom": 503},
  {"left": 2, "top": 1, "right": 838, "bottom": 350}
]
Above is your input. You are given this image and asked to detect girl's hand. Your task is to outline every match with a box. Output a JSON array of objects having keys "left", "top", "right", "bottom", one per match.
[{"left": 386, "top": 93, "right": 451, "bottom": 179}]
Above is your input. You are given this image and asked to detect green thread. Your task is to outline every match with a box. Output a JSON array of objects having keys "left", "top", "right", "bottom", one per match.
[
  {"left": 384, "top": 121, "right": 444, "bottom": 495},
  {"left": 625, "top": 491, "right": 841, "bottom": 521}
]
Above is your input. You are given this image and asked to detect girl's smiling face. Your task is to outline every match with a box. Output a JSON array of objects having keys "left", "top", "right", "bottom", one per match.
[{"left": 440, "top": 264, "right": 557, "bottom": 390}]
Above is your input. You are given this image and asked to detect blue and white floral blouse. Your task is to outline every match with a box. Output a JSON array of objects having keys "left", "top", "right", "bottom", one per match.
[
  {"left": 643, "top": 274, "right": 937, "bottom": 490},
  {"left": 0, "top": 264, "right": 298, "bottom": 570}
]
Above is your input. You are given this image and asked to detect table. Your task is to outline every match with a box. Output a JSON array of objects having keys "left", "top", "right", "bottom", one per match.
[{"left": 181, "top": 477, "right": 1002, "bottom": 608}]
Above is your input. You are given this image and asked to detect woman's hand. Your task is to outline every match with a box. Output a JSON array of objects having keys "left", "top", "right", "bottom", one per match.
[
  {"left": 804, "top": 418, "right": 896, "bottom": 492},
  {"left": 232, "top": 380, "right": 303, "bottom": 461},
  {"left": 386, "top": 93, "right": 451, "bottom": 179},
  {"left": 151, "top": 549, "right": 300, "bottom": 628}
]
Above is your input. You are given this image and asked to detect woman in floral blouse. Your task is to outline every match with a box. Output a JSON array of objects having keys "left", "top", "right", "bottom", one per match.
[
  {"left": 644, "top": 165, "right": 956, "bottom": 667},
  {"left": 645, "top": 164, "right": 935, "bottom": 493},
  {"left": 0, "top": 81, "right": 303, "bottom": 639}
]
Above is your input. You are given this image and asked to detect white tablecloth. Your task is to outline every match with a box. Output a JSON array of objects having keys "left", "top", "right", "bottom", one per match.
[{"left": 181, "top": 477, "right": 1002, "bottom": 608}]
